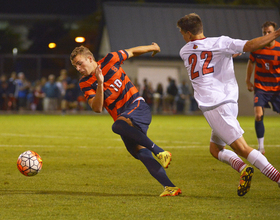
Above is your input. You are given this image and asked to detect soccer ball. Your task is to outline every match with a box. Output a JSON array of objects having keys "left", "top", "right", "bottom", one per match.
[{"left": 17, "top": 150, "right": 43, "bottom": 176}]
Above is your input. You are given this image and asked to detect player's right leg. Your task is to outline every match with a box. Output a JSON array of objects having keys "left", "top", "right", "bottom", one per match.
[
  {"left": 112, "top": 118, "right": 171, "bottom": 167},
  {"left": 112, "top": 100, "right": 172, "bottom": 168},
  {"left": 210, "top": 140, "right": 252, "bottom": 196},
  {"left": 254, "top": 106, "right": 265, "bottom": 154},
  {"left": 231, "top": 137, "right": 280, "bottom": 191}
]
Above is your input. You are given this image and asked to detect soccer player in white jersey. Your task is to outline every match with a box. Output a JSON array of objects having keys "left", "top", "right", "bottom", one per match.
[{"left": 177, "top": 13, "right": 280, "bottom": 196}]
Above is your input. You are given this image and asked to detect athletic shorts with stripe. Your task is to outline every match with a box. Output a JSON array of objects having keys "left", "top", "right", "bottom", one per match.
[{"left": 254, "top": 91, "right": 280, "bottom": 113}]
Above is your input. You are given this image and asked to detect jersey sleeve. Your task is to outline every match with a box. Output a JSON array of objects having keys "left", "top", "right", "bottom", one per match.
[
  {"left": 221, "top": 36, "right": 247, "bottom": 54},
  {"left": 228, "top": 38, "right": 247, "bottom": 54},
  {"left": 249, "top": 53, "right": 256, "bottom": 62},
  {"left": 118, "top": 50, "right": 129, "bottom": 63}
]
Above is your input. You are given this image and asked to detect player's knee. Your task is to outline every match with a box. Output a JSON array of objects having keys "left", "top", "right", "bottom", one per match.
[
  {"left": 255, "top": 114, "right": 263, "bottom": 122},
  {"left": 112, "top": 120, "right": 127, "bottom": 134},
  {"left": 112, "top": 120, "right": 121, "bottom": 134}
]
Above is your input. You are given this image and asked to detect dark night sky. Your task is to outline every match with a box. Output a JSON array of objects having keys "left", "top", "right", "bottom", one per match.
[{"left": 0, "top": 0, "right": 196, "bottom": 15}]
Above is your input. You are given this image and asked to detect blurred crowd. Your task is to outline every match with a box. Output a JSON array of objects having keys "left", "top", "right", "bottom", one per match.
[
  {"left": 136, "top": 77, "right": 199, "bottom": 115},
  {"left": 0, "top": 69, "right": 87, "bottom": 114},
  {"left": 0, "top": 71, "right": 199, "bottom": 114}
]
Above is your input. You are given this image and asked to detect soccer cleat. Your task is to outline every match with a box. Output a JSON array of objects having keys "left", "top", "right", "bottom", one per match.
[
  {"left": 157, "top": 151, "right": 172, "bottom": 168},
  {"left": 160, "top": 186, "right": 182, "bottom": 197},
  {"left": 237, "top": 166, "right": 254, "bottom": 196}
]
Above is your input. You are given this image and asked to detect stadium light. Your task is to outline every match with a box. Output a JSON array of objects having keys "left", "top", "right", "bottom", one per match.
[
  {"left": 12, "top": 48, "right": 18, "bottom": 55},
  {"left": 75, "top": 37, "right": 85, "bottom": 43},
  {"left": 48, "top": 42, "right": 56, "bottom": 49}
]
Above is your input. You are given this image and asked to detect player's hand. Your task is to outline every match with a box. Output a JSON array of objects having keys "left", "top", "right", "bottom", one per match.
[
  {"left": 95, "top": 65, "right": 104, "bottom": 84},
  {"left": 151, "top": 42, "right": 160, "bottom": 57},
  {"left": 246, "top": 81, "right": 254, "bottom": 92}
]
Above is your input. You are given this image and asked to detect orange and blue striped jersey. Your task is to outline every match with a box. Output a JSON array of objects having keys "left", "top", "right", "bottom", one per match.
[
  {"left": 79, "top": 50, "right": 140, "bottom": 121},
  {"left": 249, "top": 41, "right": 280, "bottom": 93}
]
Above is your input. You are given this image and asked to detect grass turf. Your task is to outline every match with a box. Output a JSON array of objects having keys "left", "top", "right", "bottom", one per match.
[{"left": 0, "top": 114, "right": 279, "bottom": 219}]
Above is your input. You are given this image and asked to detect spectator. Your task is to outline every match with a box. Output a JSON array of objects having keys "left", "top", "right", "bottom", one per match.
[
  {"left": 164, "top": 77, "right": 178, "bottom": 113},
  {"left": 176, "top": 80, "right": 191, "bottom": 114},
  {"left": 0, "top": 74, "right": 8, "bottom": 110},
  {"left": 153, "top": 83, "right": 163, "bottom": 114},
  {"left": 31, "top": 84, "right": 45, "bottom": 111},
  {"left": 6, "top": 72, "right": 17, "bottom": 110},
  {"left": 142, "top": 78, "right": 154, "bottom": 110},
  {"left": 189, "top": 86, "right": 199, "bottom": 113},
  {"left": 42, "top": 74, "right": 60, "bottom": 112},
  {"left": 59, "top": 69, "right": 79, "bottom": 114},
  {"left": 15, "top": 72, "right": 30, "bottom": 111},
  {"left": 56, "top": 69, "right": 67, "bottom": 110}
]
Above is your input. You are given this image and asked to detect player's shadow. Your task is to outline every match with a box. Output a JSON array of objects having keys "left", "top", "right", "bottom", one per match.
[{"left": 0, "top": 190, "right": 188, "bottom": 197}]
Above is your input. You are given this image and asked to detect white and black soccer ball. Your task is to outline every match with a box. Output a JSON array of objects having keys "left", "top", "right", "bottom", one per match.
[{"left": 17, "top": 150, "right": 43, "bottom": 176}]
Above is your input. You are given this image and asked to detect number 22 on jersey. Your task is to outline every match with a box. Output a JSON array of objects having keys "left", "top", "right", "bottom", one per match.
[{"left": 188, "top": 51, "right": 214, "bottom": 80}]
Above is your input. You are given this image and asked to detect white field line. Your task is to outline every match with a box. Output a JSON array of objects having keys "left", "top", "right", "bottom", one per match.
[
  {"left": 1, "top": 133, "right": 280, "bottom": 148},
  {"left": 1, "top": 144, "right": 280, "bottom": 149},
  {"left": 0, "top": 133, "right": 121, "bottom": 141}
]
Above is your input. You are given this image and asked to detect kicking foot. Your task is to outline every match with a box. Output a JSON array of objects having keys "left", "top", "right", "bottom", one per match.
[
  {"left": 156, "top": 151, "right": 172, "bottom": 168},
  {"left": 237, "top": 166, "right": 254, "bottom": 196}
]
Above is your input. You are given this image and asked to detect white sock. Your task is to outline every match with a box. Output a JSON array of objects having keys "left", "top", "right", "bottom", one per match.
[
  {"left": 257, "top": 137, "right": 264, "bottom": 152},
  {"left": 218, "top": 149, "right": 246, "bottom": 172},
  {"left": 247, "top": 149, "right": 280, "bottom": 183}
]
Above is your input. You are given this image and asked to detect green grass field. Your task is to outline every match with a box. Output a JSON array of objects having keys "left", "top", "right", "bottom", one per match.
[{"left": 0, "top": 114, "right": 279, "bottom": 219}]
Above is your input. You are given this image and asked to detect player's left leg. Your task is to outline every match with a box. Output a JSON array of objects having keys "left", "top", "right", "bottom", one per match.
[
  {"left": 254, "top": 106, "right": 265, "bottom": 154},
  {"left": 121, "top": 137, "right": 181, "bottom": 196},
  {"left": 210, "top": 141, "right": 248, "bottom": 173},
  {"left": 137, "top": 148, "right": 181, "bottom": 197}
]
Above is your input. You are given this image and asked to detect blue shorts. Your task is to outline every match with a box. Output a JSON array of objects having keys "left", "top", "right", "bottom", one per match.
[
  {"left": 119, "top": 98, "right": 152, "bottom": 159},
  {"left": 254, "top": 91, "right": 280, "bottom": 113},
  {"left": 120, "top": 98, "right": 151, "bottom": 134}
]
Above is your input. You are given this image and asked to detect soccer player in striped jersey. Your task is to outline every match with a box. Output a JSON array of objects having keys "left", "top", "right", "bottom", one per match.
[
  {"left": 177, "top": 13, "right": 280, "bottom": 196},
  {"left": 70, "top": 44, "right": 181, "bottom": 197},
  {"left": 246, "top": 21, "right": 280, "bottom": 155}
]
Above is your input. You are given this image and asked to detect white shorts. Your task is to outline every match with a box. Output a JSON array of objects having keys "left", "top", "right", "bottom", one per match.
[{"left": 202, "top": 103, "right": 244, "bottom": 146}]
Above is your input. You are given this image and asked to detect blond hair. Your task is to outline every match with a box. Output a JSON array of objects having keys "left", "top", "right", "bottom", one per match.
[{"left": 70, "top": 45, "right": 94, "bottom": 61}]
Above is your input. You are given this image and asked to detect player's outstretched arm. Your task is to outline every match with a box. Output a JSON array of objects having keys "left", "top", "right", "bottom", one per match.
[
  {"left": 125, "top": 42, "right": 160, "bottom": 58},
  {"left": 243, "top": 28, "right": 280, "bottom": 52}
]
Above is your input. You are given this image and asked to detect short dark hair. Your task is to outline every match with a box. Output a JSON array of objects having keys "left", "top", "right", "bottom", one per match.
[
  {"left": 262, "top": 21, "right": 277, "bottom": 30},
  {"left": 70, "top": 45, "right": 94, "bottom": 61},
  {"left": 177, "top": 13, "right": 203, "bottom": 35}
]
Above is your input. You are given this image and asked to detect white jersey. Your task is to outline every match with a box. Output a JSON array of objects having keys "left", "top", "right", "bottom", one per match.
[{"left": 180, "top": 36, "right": 247, "bottom": 110}]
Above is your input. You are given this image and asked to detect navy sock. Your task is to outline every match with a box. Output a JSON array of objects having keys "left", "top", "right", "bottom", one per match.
[
  {"left": 137, "top": 148, "right": 175, "bottom": 187},
  {"left": 255, "top": 116, "right": 264, "bottom": 138},
  {"left": 112, "top": 120, "right": 164, "bottom": 155}
]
